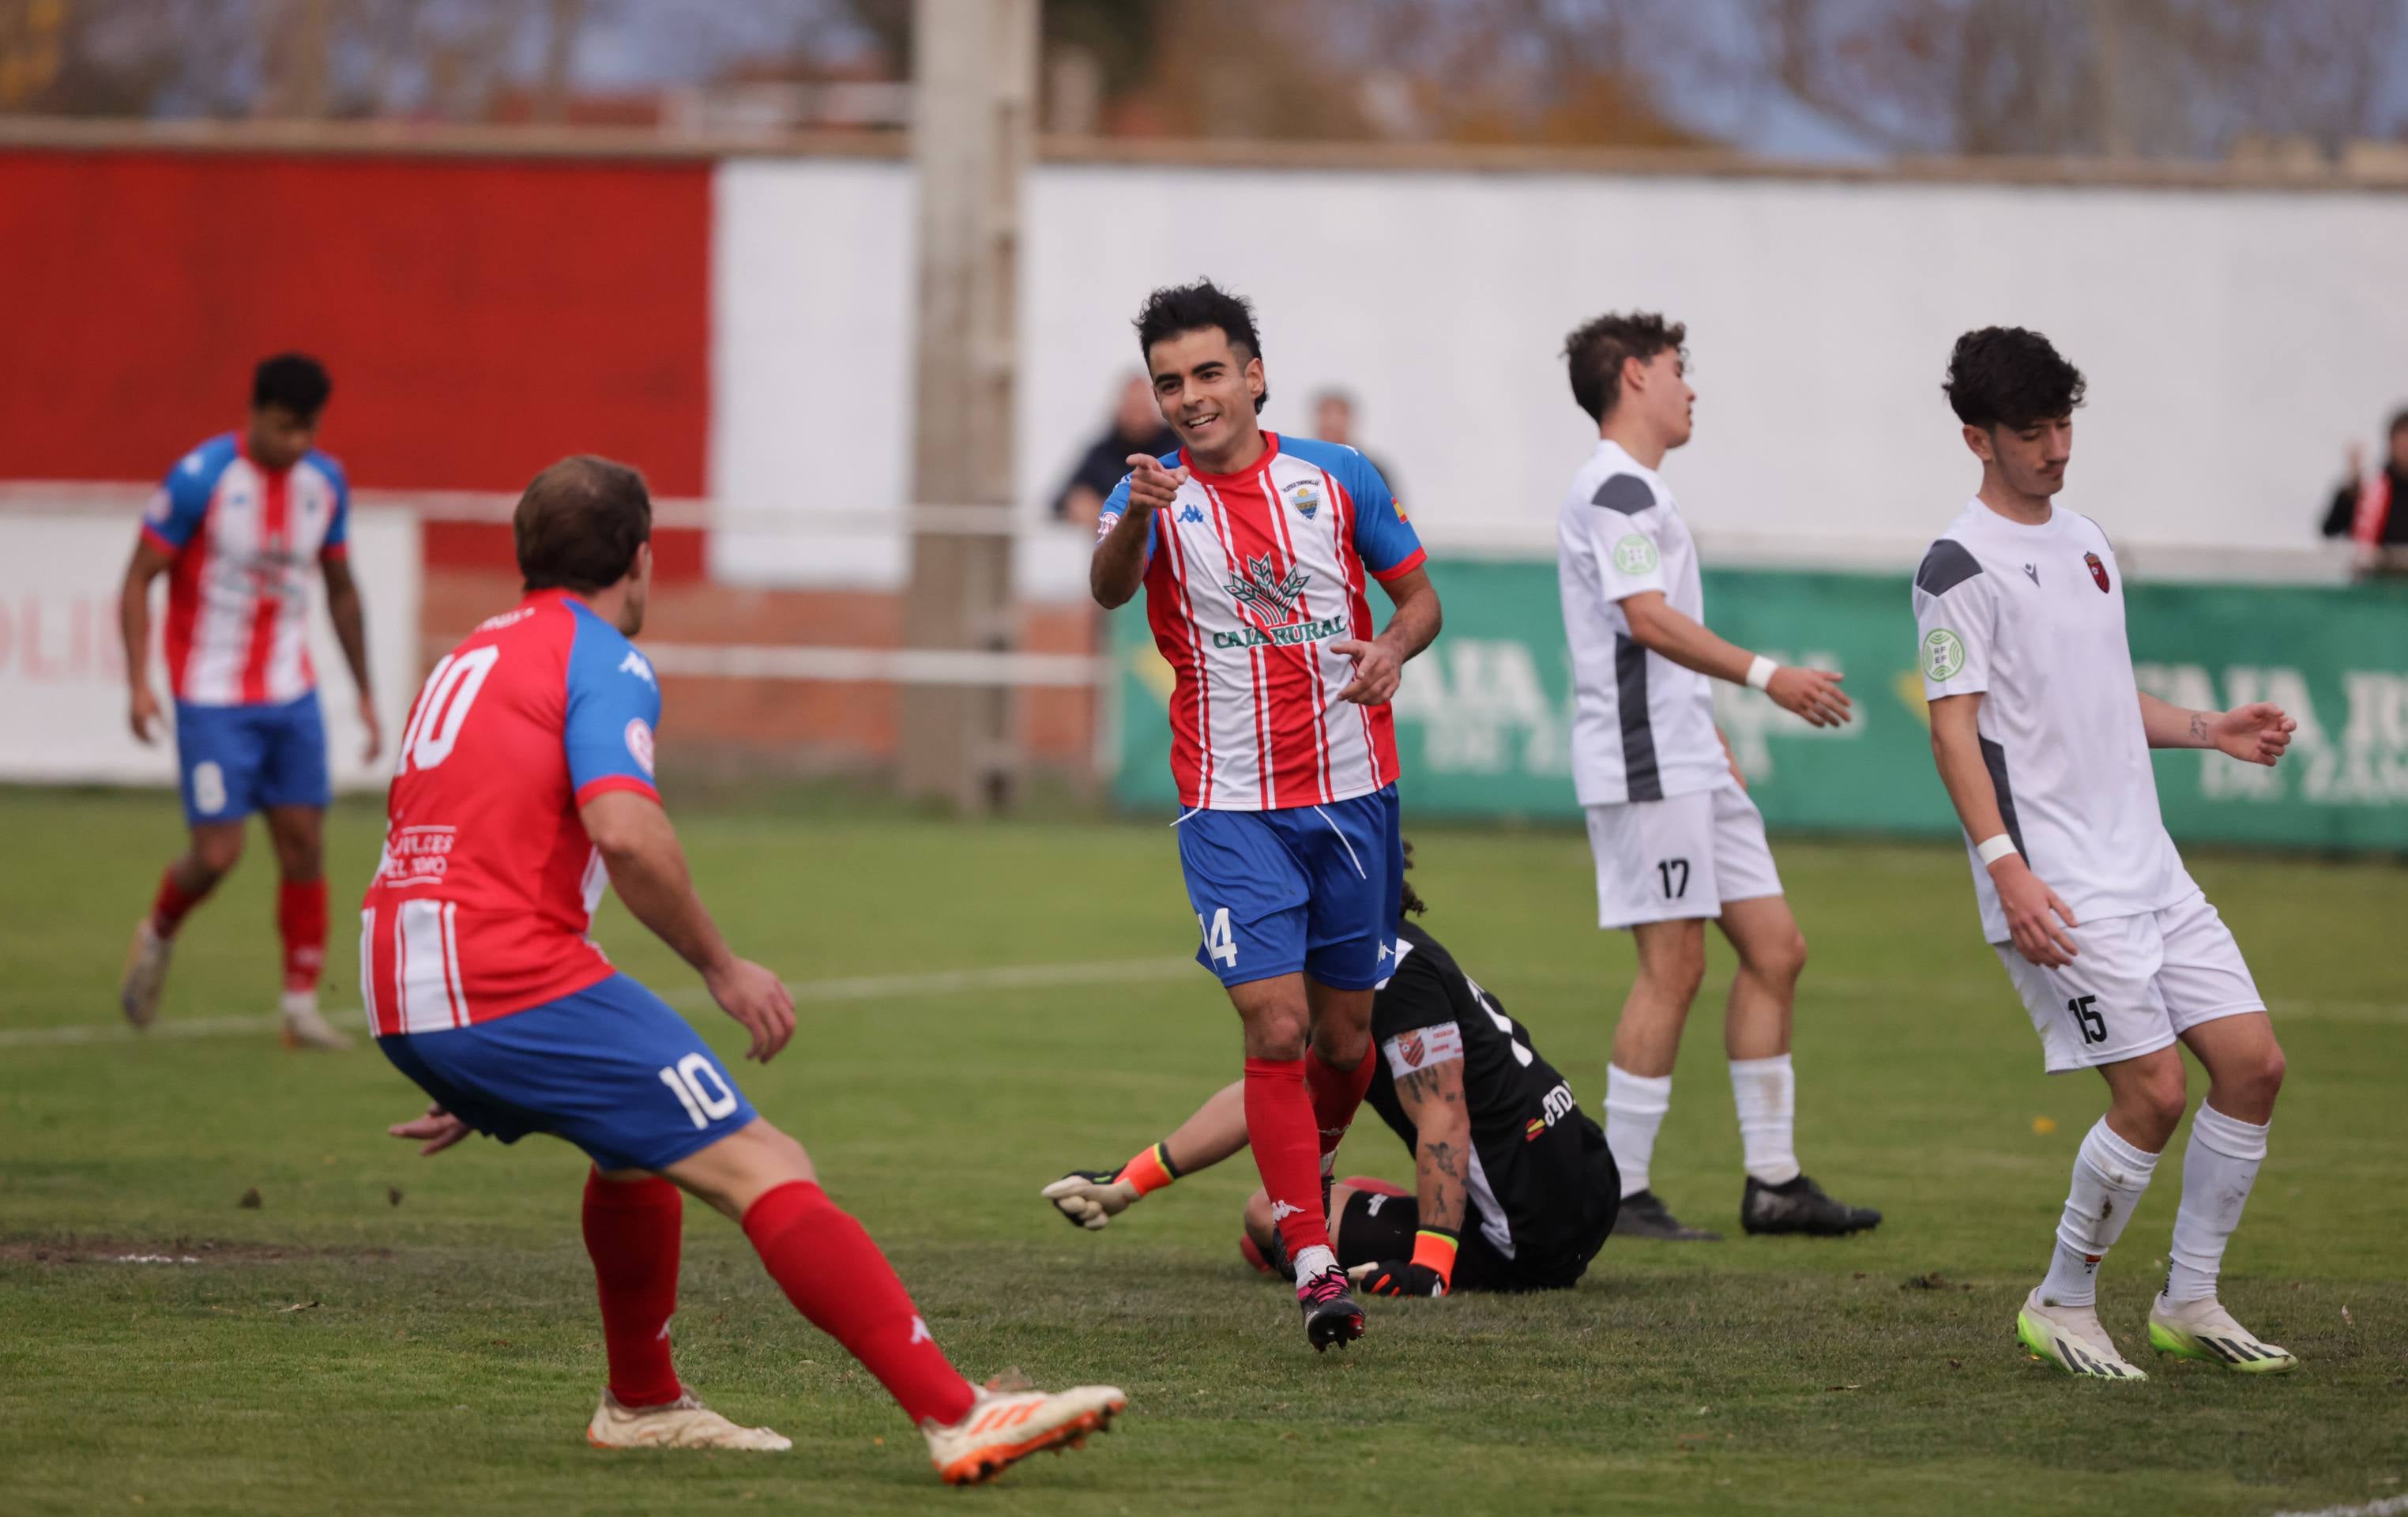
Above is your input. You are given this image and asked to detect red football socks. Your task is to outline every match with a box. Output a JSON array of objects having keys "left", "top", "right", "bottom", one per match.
[
  {"left": 741, "top": 1180, "right": 976, "bottom": 1428},
  {"left": 149, "top": 867, "right": 209, "bottom": 939},
  {"left": 1243, "top": 1056, "right": 1332, "bottom": 1259},
  {"left": 277, "top": 877, "right": 327, "bottom": 993},
  {"left": 581, "top": 1170, "right": 685, "bottom": 1409},
  {"left": 1304, "top": 1047, "right": 1377, "bottom": 1159}
]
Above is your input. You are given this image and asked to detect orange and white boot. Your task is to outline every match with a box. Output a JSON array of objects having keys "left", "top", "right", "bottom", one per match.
[{"left": 922, "top": 1373, "right": 1126, "bottom": 1485}]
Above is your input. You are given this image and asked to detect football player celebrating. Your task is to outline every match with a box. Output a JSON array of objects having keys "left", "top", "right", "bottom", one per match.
[
  {"left": 119, "top": 354, "right": 376, "bottom": 1049},
  {"left": 1553, "top": 314, "right": 1878, "bottom": 1240},
  {"left": 1915, "top": 329, "right": 2297, "bottom": 1379},
  {"left": 1089, "top": 280, "right": 1442, "bottom": 1348},
  {"left": 369, "top": 457, "right": 1124, "bottom": 1482},
  {"left": 1044, "top": 867, "right": 1619, "bottom": 1297}
]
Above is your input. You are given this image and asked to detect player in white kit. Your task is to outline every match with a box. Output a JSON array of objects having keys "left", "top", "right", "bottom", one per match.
[
  {"left": 1914, "top": 327, "right": 2298, "bottom": 1379},
  {"left": 1554, "top": 313, "right": 1879, "bottom": 1242}
]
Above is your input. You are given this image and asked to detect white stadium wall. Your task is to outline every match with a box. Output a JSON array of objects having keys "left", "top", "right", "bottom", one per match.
[
  {"left": 709, "top": 157, "right": 2408, "bottom": 591},
  {"left": 0, "top": 503, "right": 420, "bottom": 789}
]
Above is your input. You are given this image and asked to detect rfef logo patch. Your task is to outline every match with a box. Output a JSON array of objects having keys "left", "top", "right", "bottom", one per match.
[
  {"left": 2085, "top": 551, "right": 2110, "bottom": 593},
  {"left": 1923, "top": 628, "right": 1967, "bottom": 681},
  {"left": 624, "top": 717, "right": 656, "bottom": 777}
]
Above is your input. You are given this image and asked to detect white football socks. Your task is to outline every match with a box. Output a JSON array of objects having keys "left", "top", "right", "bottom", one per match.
[
  {"left": 1605, "top": 1064, "right": 1670, "bottom": 1199},
  {"left": 2164, "top": 1104, "right": 2270, "bottom": 1304},
  {"left": 1291, "top": 1244, "right": 1338, "bottom": 1287},
  {"left": 1729, "top": 1053, "right": 1801, "bottom": 1186},
  {"left": 2040, "top": 1118, "right": 2161, "bottom": 1308}
]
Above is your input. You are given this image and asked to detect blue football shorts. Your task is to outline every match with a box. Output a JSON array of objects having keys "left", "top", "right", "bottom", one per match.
[
  {"left": 174, "top": 691, "right": 330, "bottom": 826},
  {"left": 1176, "top": 783, "right": 1403, "bottom": 991},
  {"left": 376, "top": 973, "right": 758, "bottom": 1174}
]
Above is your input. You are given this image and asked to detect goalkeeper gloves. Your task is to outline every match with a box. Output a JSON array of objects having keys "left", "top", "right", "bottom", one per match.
[
  {"left": 1349, "top": 1225, "right": 1458, "bottom": 1297},
  {"left": 1040, "top": 1142, "right": 1180, "bottom": 1230}
]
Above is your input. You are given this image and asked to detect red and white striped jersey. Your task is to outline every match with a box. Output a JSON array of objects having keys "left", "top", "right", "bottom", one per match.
[
  {"left": 1099, "top": 433, "right": 1425, "bottom": 811},
  {"left": 140, "top": 432, "right": 350, "bottom": 707},
  {"left": 359, "top": 591, "right": 663, "bottom": 1034}
]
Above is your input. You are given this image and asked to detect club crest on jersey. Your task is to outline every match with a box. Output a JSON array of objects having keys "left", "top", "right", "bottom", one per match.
[
  {"left": 1285, "top": 480, "right": 1322, "bottom": 520},
  {"left": 2085, "top": 551, "right": 2110, "bottom": 593},
  {"left": 1226, "top": 555, "right": 1311, "bottom": 623}
]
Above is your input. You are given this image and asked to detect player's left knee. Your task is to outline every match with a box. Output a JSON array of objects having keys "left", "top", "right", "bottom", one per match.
[
  {"left": 1757, "top": 926, "right": 1808, "bottom": 985},
  {"left": 2233, "top": 1043, "right": 2286, "bottom": 1107}
]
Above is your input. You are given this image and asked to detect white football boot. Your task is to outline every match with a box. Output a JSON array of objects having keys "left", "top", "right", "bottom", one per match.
[
  {"left": 280, "top": 989, "right": 354, "bottom": 1051},
  {"left": 585, "top": 1387, "right": 792, "bottom": 1451},
  {"left": 2147, "top": 1294, "right": 2297, "bottom": 1373},
  {"left": 922, "top": 1374, "right": 1126, "bottom": 1485},
  {"left": 2015, "top": 1287, "right": 2148, "bottom": 1380},
  {"left": 120, "top": 919, "right": 173, "bottom": 1029}
]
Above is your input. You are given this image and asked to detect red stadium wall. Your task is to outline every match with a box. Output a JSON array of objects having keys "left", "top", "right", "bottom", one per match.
[
  {"left": 0, "top": 145, "right": 1094, "bottom": 777},
  {"left": 0, "top": 149, "right": 711, "bottom": 495}
]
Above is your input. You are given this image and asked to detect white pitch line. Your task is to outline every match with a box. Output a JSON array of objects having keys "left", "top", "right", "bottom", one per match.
[
  {"left": 2267, "top": 1496, "right": 2408, "bottom": 1517},
  {"left": 0, "top": 958, "right": 1200, "bottom": 1052},
  {"left": 0, "top": 1014, "right": 279, "bottom": 1050}
]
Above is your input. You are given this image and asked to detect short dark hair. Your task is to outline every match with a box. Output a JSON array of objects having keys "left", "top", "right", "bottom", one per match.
[
  {"left": 1943, "top": 327, "right": 2087, "bottom": 431},
  {"left": 2387, "top": 408, "right": 2408, "bottom": 439},
  {"left": 1562, "top": 312, "right": 1686, "bottom": 423},
  {"left": 1398, "top": 838, "right": 1428, "bottom": 920},
  {"left": 252, "top": 353, "right": 332, "bottom": 421},
  {"left": 516, "top": 456, "right": 653, "bottom": 594},
  {"left": 1134, "top": 280, "right": 1267, "bottom": 414}
]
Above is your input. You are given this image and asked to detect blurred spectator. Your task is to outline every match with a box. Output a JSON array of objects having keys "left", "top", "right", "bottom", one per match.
[
  {"left": 2321, "top": 408, "right": 2408, "bottom": 548},
  {"left": 1053, "top": 375, "right": 1177, "bottom": 526},
  {"left": 1309, "top": 388, "right": 1402, "bottom": 501}
]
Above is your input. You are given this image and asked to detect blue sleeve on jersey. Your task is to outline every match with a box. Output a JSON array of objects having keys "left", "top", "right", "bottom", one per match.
[
  {"left": 312, "top": 450, "right": 352, "bottom": 551},
  {"left": 1285, "top": 438, "right": 1424, "bottom": 581},
  {"left": 143, "top": 437, "right": 232, "bottom": 551},
  {"left": 1094, "top": 469, "right": 1156, "bottom": 568},
  {"left": 562, "top": 608, "right": 664, "bottom": 805}
]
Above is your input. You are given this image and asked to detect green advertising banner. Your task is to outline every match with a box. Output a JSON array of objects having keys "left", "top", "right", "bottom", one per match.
[{"left": 1111, "top": 559, "right": 2408, "bottom": 851}]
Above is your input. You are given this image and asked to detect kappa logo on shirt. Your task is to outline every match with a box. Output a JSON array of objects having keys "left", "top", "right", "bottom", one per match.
[
  {"left": 1179, "top": 503, "right": 1206, "bottom": 524},
  {"left": 618, "top": 649, "right": 656, "bottom": 687}
]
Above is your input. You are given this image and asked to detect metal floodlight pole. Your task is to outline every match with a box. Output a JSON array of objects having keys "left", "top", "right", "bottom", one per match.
[{"left": 899, "top": 0, "right": 1038, "bottom": 811}]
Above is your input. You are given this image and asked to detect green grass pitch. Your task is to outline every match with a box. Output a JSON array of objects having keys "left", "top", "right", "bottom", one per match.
[{"left": 2, "top": 786, "right": 2402, "bottom": 1515}]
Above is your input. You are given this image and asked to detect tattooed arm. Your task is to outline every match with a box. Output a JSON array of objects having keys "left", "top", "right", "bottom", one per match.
[
  {"left": 2137, "top": 691, "right": 2296, "bottom": 766},
  {"left": 1390, "top": 1050, "right": 1472, "bottom": 1235}
]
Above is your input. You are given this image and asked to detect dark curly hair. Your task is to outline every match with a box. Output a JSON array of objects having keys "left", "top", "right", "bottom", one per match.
[
  {"left": 252, "top": 352, "right": 332, "bottom": 422},
  {"left": 1943, "top": 327, "right": 2086, "bottom": 431},
  {"left": 1134, "top": 280, "right": 1267, "bottom": 414},
  {"left": 1562, "top": 311, "right": 1686, "bottom": 423},
  {"left": 1398, "top": 838, "right": 1428, "bottom": 919}
]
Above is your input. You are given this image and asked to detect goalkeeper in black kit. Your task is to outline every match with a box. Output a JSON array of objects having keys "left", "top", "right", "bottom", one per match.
[{"left": 1044, "top": 869, "right": 1620, "bottom": 1295}]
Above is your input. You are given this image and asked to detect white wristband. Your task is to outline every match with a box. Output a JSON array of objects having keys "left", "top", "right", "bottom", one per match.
[
  {"left": 1975, "top": 834, "right": 2019, "bottom": 866},
  {"left": 1744, "top": 656, "right": 1777, "bottom": 691}
]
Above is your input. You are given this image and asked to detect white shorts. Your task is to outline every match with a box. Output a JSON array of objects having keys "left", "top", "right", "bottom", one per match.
[
  {"left": 1585, "top": 781, "right": 1784, "bottom": 930},
  {"left": 1993, "top": 889, "right": 2265, "bottom": 1074}
]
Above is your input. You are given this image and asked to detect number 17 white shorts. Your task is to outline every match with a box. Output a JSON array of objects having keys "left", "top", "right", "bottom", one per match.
[
  {"left": 1992, "top": 889, "right": 2265, "bottom": 1074},
  {"left": 1585, "top": 781, "right": 1784, "bottom": 931}
]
